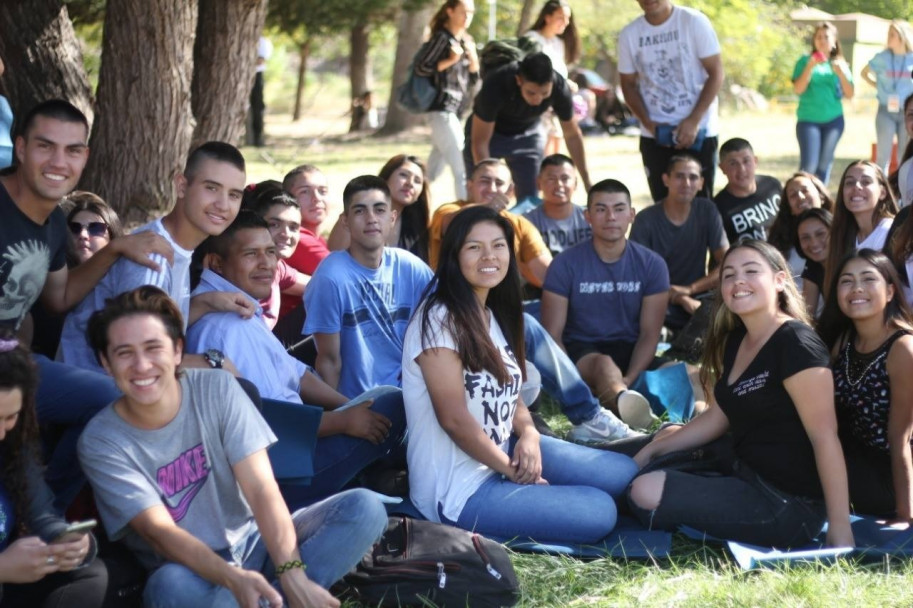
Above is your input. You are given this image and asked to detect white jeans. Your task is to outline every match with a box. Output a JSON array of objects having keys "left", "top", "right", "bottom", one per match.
[{"left": 427, "top": 110, "right": 467, "bottom": 200}]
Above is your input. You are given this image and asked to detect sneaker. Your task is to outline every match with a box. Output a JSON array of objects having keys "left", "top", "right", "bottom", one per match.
[
  {"left": 568, "top": 409, "right": 643, "bottom": 443},
  {"left": 617, "top": 390, "right": 659, "bottom": 431}
]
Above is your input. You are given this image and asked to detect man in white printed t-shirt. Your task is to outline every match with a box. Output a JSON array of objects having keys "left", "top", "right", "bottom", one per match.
[{"left": 617, "top": 0, "right": 723, "bottom": 203}]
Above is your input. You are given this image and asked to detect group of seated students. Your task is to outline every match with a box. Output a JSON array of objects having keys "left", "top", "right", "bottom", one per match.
[{"left": 3, "top": 97, "right": 913, "bottom": 607}]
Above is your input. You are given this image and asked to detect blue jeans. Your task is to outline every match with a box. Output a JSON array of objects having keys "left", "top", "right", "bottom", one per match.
[
  {"left": 280, "top": 390, "right": 407, "bottom": 509},
  {"left": 796, "top": 115, "right": 845, "bottom": 185},
  {"left": 875, "top": 104, "right": 907, "bottom": 173},
  {"left": 446, "top": 435, "right": 638, "bottom": 544},
  {"left": 523, "top": 313, "right": 599, "bottom": 425},
  {"left": 142, "top": 488, "right": 388, "bottom": 607},
  {"left": 427, "top": 111, "right": 468, "bottom": 200},
  {"left": 34, "top": 355, "right": 120, "bottom": 513}
]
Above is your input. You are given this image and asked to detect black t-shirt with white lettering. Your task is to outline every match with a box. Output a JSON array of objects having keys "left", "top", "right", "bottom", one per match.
[
  {"left": 714, "top": 320, "right": 829, "bottom": 498},
  {"left": 0, "top": 181, "right": 67, "bottom": 330},
  {"left": 472, "top": 63, "right": 573, "bottom": 136},
  {"left": 713, "top": 175, "right": 782, "bottom": 243}
]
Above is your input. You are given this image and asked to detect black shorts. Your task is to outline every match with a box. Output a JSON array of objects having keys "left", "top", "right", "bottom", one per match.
[{"left": 565, "top": 339, "right": 666, "bottom": 374}]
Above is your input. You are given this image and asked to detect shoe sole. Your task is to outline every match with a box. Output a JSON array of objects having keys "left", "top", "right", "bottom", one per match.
[{"left": 618, "top": 392, "right": 658, "bottom": 431}]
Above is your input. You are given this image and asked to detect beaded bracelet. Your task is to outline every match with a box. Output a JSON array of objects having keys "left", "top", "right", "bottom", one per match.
[{"left": 275, "top": 559, "right": 305, "bottom": 576}]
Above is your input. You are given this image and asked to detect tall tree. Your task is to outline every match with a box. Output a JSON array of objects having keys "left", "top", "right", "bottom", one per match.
[
  {"left": 377, "top": 4, "right": 435, "bottom": 135},
  {"left": 0, "top": 0, "right": 92, "bottom": 124},
  {"left": 191, "top": 0, "right": 268, "bottom": 146},
  {"left": 81, "top": 0, "right": 197, "bottom": 223},
  {"left": 516, "top": 0, "right": 537, "bottom": 37}
]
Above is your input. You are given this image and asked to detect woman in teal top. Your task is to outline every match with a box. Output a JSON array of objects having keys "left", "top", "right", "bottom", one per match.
[
  {"left": 862, "top": 20, "right": 913, "bottom": 173},
  {"left": 792, "top": 22, "right": 855, "bottom": 186}
]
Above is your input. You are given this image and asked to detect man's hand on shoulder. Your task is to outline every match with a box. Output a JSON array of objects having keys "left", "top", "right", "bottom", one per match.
[{"left": 110, "top": 232, "right": 174, "bottom": 271}]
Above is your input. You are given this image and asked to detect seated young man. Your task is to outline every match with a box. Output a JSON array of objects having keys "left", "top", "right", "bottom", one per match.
[
  {"left": 712, "top": 137, "right": 782, "bottom": 243},
  {"left": 541, "top": 179, "right": 669, "bottom": 429},
  {"left": 185, "top": 210, "right": 405, "bottom": 505},
  {"left": 630, "top": 152, "right": 728, "bottom": 331},
  {"left": 79, "top": 286, "right": 387, "bottom": 608},
  {"left": 304, "top": 176, "right": 434, "bottom": 398},
  {"left": 523, "top": 154, "right": 593, "bottom": 258},
  {"left": 429, "top": 158, "right": 552, "bottom": 286},
  {"left": 60, "top": 141, "right": 252, "bottom": 372}
]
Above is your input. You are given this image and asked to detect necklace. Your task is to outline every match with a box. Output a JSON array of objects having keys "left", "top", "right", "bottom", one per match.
[{"left": 842, "top": 339, "right": 887, "bottom": 388}]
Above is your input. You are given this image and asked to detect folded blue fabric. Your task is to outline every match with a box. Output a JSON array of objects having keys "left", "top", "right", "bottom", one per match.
[
  {"left": 261, "top": 399, "right": 322, "bottom": 485},
  {"left": 631, "top": 362, "right": 695, "bottom": 422},
  {"left": 681, "top": 514, "right": 913, "bottom": 569}
]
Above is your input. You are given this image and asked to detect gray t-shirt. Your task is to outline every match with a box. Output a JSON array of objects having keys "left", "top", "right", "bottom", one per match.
[
  {"left": 78, "top": 369, "right": 276, "bottom": 571},
  {"left": 523, "top": 204, "right": 592, "bottom": 257},
  {"left": 629, "top": 197, "right": 727, "bottom": 287},
  {"left": 59, "top": 218, "right": 193, "bottom": 372}
]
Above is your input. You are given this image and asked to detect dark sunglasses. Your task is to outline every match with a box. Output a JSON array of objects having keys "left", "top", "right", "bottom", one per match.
[{"left": 68, "top": 221, "right": 109, "bottom": 238}]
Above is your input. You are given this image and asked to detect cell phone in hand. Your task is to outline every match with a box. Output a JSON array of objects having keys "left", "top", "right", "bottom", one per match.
[{"left": 52, "top": 519, "right": 97, "bottom": 543}]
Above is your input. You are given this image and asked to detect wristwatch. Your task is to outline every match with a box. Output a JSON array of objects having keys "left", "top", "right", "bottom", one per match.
[{"left": 203, "top": 349, "right": 224, "bottom": 370}]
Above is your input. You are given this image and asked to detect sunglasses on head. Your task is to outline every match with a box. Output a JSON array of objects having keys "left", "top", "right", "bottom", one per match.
[{"left": 68, "top": 221, "right": 109, "bottom": 238}]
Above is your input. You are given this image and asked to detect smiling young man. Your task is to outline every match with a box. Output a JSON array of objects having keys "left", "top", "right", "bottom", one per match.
[
  {"left": 304, "top": 176, "right": 433, "bottom": 398},
  {"left": 541, "top": 179, "right": 669, "bottom": 427},
  {"left": 630, "top": 153, "right": 729, "bottom": 330},
  {"left": 713, "top": 138, "right": 782, "bottom": 243},
  {"left": 60, "top": 141, "right": 251, "bottom": 372},
  {"left": 524, "top": 154, "right": 592, "bottom": 258},
  {"left": 464, "top": 52, "right": 591, "bottom": 202}
]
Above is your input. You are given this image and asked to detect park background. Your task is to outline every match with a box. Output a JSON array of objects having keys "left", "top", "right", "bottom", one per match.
[{"left": 4, "top": 0, "right": 913, "bottom": 605}]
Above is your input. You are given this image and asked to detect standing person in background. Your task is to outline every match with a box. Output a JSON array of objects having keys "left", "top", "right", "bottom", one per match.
[
  {"left": 617, "top": 0, "right": 723, "bottom": 202},
  {"left": 414, "top": 0, "right": 479, "bottom": 201},
  {"left": 792, "top": 22, "right": 854, "bottom": 186},
  {"left": 525, "top": 0, "right": 581, "bottom": 156},
  {"left": 248, "top": 36, "right": 273, "bottom": 148},
  {"left": 862, "top": 20, "right": 913, "bottom": 174}
]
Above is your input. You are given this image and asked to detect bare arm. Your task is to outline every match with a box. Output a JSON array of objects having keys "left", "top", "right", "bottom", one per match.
[
  {"left": 860, "top": 64, "right": 877, "bottom": 88},
  {"left": 313, "top": 333, "right": 342, "bottom": 392},
  {"left": 887, "top": 336, "right": 913, "bottom": 521},
  {"left": 832, "top": 59, "right": 854, "bottom": 99},
  {"left": 560, "top": 120, "right": 592, "bottom": 191},
  {"left": 633, "top": 403, "right": 730, "bottom": 469},
  {"left": 187, "top": 291, "right": 256, "bottom": 326},
  {"left": 619, "top": 72, "right": 654, "bottom": 135},
  {"left": 520, "top": 252, "right": 552, "bottom": 288},
  {"left": 130, "top": 505, "right": 283, "bottom": 607},
  {"left": 674, "top": 54, "right": 724, "bottom": 149},
  {"left": 802, "top": 280, "right": 821, "bottom": 318},
  {"left": 299, "top": 369, "right": 347, "bottom": 408},
  {"left": 325, "top": 216, "right": 349, "bottom": 252},
  {"left": 623, "top": 291, "right": 669, "bottom": 386},
  {"left": 470, "top": 116, "right": 495, "bottom": 166},
  {"left": 786, "top": 367, "right": 854, "bottom": 547},
  {"left": 793, "top": 55, "right": 824, "bottom": 95},
  {"left": 417, "top": 347, "right": 515, "bottom": 478},
  {"left": 234, "top": 449, "right": 339, "bottom": 608},
  {"left": 539, "top": 290, "right": 569, "bottom": 352}
]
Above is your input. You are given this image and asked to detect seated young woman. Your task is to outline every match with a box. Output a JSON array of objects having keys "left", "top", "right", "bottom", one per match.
[
  {"left": 795, "top": 207, "right": 832, "bottom": 319},
  {"left": 0, "top": 332, "right": 109, "bottom": 607},
  {"left": 818, "top": 249, "right": 913, "bottom": 521},
  {"left": 627, "top": 240, "right": 854, "bottom": 548},
  {"left": 402, "top": 205, "right": 638, "bottom": 544}
]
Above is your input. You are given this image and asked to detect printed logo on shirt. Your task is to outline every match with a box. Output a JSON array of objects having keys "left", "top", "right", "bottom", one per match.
[
  {"left": 0, "top": 239, "right": 51, "bottom": 329},
  {"left": 732, "top": 371, "right": 769, "bottom": 397},
  {"left": 157, "top": 444, "right": 210, "bottom": 523},
  {"left": 730, "top": 195, "right": 780, "bottom": 241},
  {"left": 579, "top": 281, "right": 642, "bottom": 294},
  {"left": 463, "top": 349, "right": 521, "bottom": 444},
  {"left": 541, "top": 227, "right": 592, "bottom": 254}
]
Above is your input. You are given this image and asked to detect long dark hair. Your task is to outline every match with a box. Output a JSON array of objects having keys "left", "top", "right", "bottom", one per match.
[
  {"left": 767, "top": 171, "right": 834, "bottom": 255},
  {"left": 430, "top": 0, "right": 466, "bottom": 34},
  {"left": 793, "top": 207, "right": 833, "bottom": 260},
  {"left": 817, "top": 249, "right": 913, "bottom": 354},
  {"left": 825, "top": 161, "right": 898, "bottom": 296},
  {"left": 810, "top": 22, "right": 843, "bottom": 59},
  {"left": 379, "top": 154, "right": 431, "bottom": 262},
  {"left": 699, "top": 240, "right": 808, "bottom": 392},
  {"left": 530, "top": 0, "right": 581, "bottom": 66},
  {"left": 419, "top": 206, "right": 526, "bottom": 385},
  {"left": 0, "top": 331, "right": 42, "bottom": 538}
]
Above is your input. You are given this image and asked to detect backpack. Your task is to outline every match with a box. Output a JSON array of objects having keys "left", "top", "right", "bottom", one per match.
[
  {"left": 479, "top": 36, "right": 542, "bottom": 79},
  {"left": 396, "top": 41, "right": 438, "bottom": 113},
  {"left": 339, "top": 516, "right": 520, "bottom": 607}
]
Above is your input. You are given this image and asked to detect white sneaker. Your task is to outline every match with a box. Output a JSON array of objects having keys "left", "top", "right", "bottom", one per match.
[
  {"left": 617, "top": 390, "right": 658, "bottom": 431},
  {"left": 568, "top": 409, "right": 643, "bottom": 443}
]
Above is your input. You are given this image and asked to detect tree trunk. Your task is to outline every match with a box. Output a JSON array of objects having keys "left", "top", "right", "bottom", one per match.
[
  {"left": 376, "top": 6, "right": 433, "bottom": 136},
  {"left": 191, "top": 0, "right": 268, "bottom": 147},
  {"left": 0, "top": 0, "right": 92, "bottom": 125},
  {"left": 81, "top": 0, "right": 197, "bottom": 224},
  {"left": 348, "top": 21, "right": 371, "bottom": 133},
  {"left": 293, "top": 38, "right": 311, "bottom": 122},
  {"left": 516, "top": 0, "right": 538, "bottom": 37}
]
